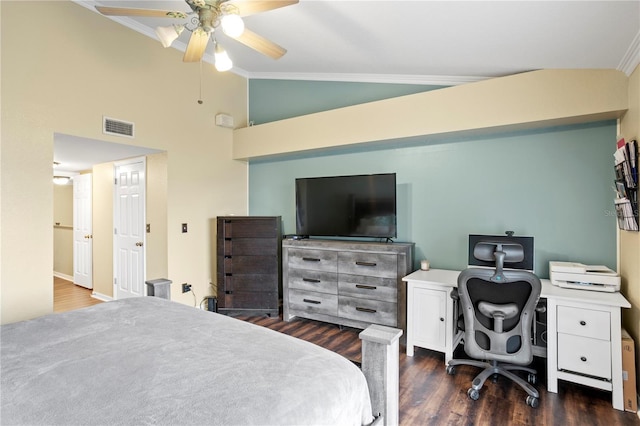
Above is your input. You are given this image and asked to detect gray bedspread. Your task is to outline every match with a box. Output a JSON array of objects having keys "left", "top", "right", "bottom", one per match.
[{"left": 1, "top": 297, "right": 374, "bottom": 426}]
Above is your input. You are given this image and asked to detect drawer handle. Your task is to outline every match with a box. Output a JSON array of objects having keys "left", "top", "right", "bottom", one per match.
[
  {"left": 579, "top": 320, "right": 587, "bottom": 326},
  {"left": 356, "top": 307, "right": 377, "bottom": 314},
  {"left": 580, "top": 356, "right": 587, "bottom": 362},
  {"left": 225, "top": 291, "right": 233, "bottom": 294},
  {"left": 440, "top": 317, "right": 444, "bottom": 322},
  {"left": 302, "top": 257, "right": 321, "bottom": 262},
  {"left": 303, "top": 298, "right": 321, "bottom": 305},
  {"left": 355, "top": 261, "right": 377, "bottom": 267},
  {"left": 303, "top": 278, "right": 321, "bottom": 283},
  {"left": 355, "top": 284, "right": 377, "bottom": 290}
]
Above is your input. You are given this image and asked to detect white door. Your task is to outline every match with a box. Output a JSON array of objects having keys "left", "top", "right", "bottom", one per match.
[
  {"left": 114, "top": 159, "right": 146, "bottom": 299},
  {"left": 73, "top": 173, "right": 93, "bottom": 289}
]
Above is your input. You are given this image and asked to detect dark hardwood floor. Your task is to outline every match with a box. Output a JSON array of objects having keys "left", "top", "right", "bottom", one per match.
[
  {"left": 52, "top": 284, "right": 639, "bottom": 425},
  {"left": 236, "top": 313, "right": 640, "bottom": 426}
]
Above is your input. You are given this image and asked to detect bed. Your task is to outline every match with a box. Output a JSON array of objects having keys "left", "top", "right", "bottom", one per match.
[{"left": 1, "top": 296, "right": 401, "bottom": 426}]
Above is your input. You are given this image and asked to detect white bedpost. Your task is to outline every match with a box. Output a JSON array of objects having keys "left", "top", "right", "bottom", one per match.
[{"left": 359, "top": 324, "right": 403, "bottom": 426}]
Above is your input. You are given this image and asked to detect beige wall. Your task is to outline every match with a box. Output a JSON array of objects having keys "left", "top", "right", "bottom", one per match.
[
  {"left": 233, "top": 69, "right": 628, "bottom": 160},
  {"left": 53, "top": 183, "right": 73, "bottom": 277},
  {"left": 619, "top": 63, "right": 640, "bottom": 385},
  {"left": 92, "top": 162, "right": 114, "bottom": 298},
  {"left": 146, "top": 153, "right": 169, "bottom": 288},
  {"left": 1, "top": 1, "right": 248, "bottom": 323}
]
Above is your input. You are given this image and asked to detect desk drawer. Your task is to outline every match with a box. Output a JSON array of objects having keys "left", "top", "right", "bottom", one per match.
[
  {"left": 338, "top": 252, "right": 397, "bottom": 278},
  {"left": 288, "top": 249, "right": 337, "bottom": 273},
  {"left": 338, "top": 296, "right": 397, "bottom": 327},
  {"left": 288, "top": 268, "right": 337, "bottom": 294},
  {"left": 558, "top": 333, "right": 611, "bottom": 379},
  {"left": 289, "top": 289, "right": 338, "bottom": 316},
  {"left": 557, "top": 306, "right": 610, "bottom": 340},
  {"left": 338, "top": 275, "right": 397, "bottom": 302}
]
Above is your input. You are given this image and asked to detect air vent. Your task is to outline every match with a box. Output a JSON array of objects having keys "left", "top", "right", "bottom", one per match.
[{"left": 103, "top": 116, "right": 134, "bottom": 138}]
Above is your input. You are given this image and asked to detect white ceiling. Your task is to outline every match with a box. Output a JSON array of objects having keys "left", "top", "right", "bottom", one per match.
[
  {"left": 54, "top": 133, "right": 162, "bottom": 176},
  {"left": 75, "top": 0, "right": 640, "bottom": 85}
]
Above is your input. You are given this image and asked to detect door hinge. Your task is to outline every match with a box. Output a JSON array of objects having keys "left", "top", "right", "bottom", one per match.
[
  {"left": 114, "top": 278, "right": 117, "bottom": 285},
  {"left": 114, "top": 228, "right": 117, "bottom": 235},
  {"left": 114, "top": 177, "right": 117, "bottom": 185}
]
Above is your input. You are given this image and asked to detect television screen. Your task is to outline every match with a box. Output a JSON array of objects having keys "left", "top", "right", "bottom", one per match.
[{"left": 295, "top": 173, "right": 397, "bottom": 239}]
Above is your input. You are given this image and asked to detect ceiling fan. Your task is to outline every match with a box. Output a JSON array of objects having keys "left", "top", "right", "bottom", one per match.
[{"left": 96, "top": 0, "right": 298, "bottom": 71}]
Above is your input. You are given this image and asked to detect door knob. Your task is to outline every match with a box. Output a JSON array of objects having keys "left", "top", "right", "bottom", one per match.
[{"left": 136, "top": 242, "right": 144, "bottom": 247}]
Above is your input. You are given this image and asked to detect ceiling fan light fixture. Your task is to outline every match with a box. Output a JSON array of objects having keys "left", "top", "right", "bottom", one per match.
[
  {"left": 221, "top": 14, "right": 245, "bottom": 38},
  {"left": 155, "top": 24, "right": 185, "bottom": 48},
  {"left": 214, "top": 44, "right": 233, "bottom": 72},
  {"left": 53, "top": 176, "right": 71, "bottom": 185}
]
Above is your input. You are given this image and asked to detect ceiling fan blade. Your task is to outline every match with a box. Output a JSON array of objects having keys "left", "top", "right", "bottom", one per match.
[
  {"left": 183, "top": 29, "right": 210, "bottom": 62},
  {"left": 231, "top": 1, "right": 299, "bottom": 17},
  {"left": 234, "top": 29, "right": 286, "bottom": 59},
  {"left": 95, "top": 6, "right": 187, "bottom": 19}
]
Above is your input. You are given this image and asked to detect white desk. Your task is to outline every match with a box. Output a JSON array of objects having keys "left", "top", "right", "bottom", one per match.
[{"left": 403, "top": 269, "right": 631, "bottom": 411}]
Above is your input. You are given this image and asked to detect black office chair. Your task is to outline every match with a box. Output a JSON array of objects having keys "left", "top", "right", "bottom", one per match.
[{"left": 446, "top": 240, "right": 541, "bottom": 408}]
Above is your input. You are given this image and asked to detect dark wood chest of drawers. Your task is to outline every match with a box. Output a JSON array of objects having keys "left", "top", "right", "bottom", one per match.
[{"left": 216, "top": 216, "right": 281, "bottom": 316}]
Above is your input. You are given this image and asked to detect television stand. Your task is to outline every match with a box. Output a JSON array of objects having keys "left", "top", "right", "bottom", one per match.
[{"left": 282, "top": 238, "right": 414, "bottom": 332}]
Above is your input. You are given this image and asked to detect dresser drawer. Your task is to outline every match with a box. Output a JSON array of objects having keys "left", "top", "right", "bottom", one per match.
[
  {"left": 338, "top": 275, "right": 397, "bottom": 302},
  {"left": 338, "top": 295, "right": 397, "bottom": 327},
  {"left": 558, "top": 333, "right": 612, "bottom": 379},
  {"left": 288, "top": 268, "right": 338, "bottom": 294},
  {"left": 223, "top": 255, "right": 278, "bottom": 275},
  {"left": 557, "top": 306, "right": 610, "bottom": 340},
  {"left": 288, "top": 249, "right": 337, "bottom": 273},
  {"left": 221, "top": 238, "right": 277, "bottom": 256},
  {"left": 289, "top": 289, "right": 338, "bottom": 316},
  {"left": 221, "top": 218, "right": 278, "bottom": 238},
  {"left": 338, "top": 252, "right": 397, "bottom": 278}
]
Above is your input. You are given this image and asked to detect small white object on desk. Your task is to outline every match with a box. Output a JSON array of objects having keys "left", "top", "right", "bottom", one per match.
[{"left": 420, "top": 260, "right": 430, "bottom": 271}]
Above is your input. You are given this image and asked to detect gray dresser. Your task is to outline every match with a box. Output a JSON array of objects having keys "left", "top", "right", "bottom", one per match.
[{"left": 282, "top": 238, "right": 414, "bottom": 331}]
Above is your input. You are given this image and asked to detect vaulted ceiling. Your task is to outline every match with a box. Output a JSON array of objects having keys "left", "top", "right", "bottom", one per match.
[{"left": 77, "top": 0, "right": 640, "bottom": 85}]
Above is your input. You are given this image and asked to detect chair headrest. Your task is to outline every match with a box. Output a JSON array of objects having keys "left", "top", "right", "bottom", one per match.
[
  {"left": 474, "top": 241, "right": 525, "bottom": 282},
  {"left": 473, "top": 241, "right": 524, "bottom": 263}
]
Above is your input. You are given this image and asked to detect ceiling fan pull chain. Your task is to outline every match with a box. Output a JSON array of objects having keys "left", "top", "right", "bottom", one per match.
[{"left": 198, "top": 59, "right": 203, "bottom": 105}]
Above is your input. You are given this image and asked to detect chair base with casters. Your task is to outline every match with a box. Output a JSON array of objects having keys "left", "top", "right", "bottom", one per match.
[{"left": 446, "top": 358, "right": 539, "bottom": 407}]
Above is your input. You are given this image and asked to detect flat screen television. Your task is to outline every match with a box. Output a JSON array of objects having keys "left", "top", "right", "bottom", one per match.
[{"left": 295, "top": 173, "right": 397, "bottom": 239}]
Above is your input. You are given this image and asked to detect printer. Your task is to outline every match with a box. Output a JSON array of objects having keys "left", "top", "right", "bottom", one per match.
[{"left": 549, "top": 261, "right": 621, "bottom": 293}]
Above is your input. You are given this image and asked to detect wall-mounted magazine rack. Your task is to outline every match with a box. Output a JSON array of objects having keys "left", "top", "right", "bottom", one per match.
[{"left": 614, "top": 139, "right": 638, "bottom": 231}]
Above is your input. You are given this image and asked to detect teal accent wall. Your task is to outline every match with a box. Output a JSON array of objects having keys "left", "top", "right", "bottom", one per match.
[
  {"left": 248, "top": 121, "right": 617, "bottom": 278},
  {"left": 248, "top": 79, "right": 444, "bottom": 124}
]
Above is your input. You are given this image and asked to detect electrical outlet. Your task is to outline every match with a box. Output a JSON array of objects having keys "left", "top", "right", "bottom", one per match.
[
  {"left": 182, "top": 283, "right": 192, "bottom": 293},
  {"left": 182, "top": 223, "right": 188, "bottom": 233}
]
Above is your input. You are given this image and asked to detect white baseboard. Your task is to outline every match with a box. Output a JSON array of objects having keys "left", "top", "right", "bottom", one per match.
[
  {"left": 91, "top": 292, "right": 113, "bottom": 302},
  {"left": 53, "top": 271, "right": 73, "bottom": 282}
]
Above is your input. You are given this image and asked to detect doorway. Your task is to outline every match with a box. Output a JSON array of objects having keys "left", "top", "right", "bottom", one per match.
[{"left": 53, "top": 132, "right": 164, "bottom": 301}]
